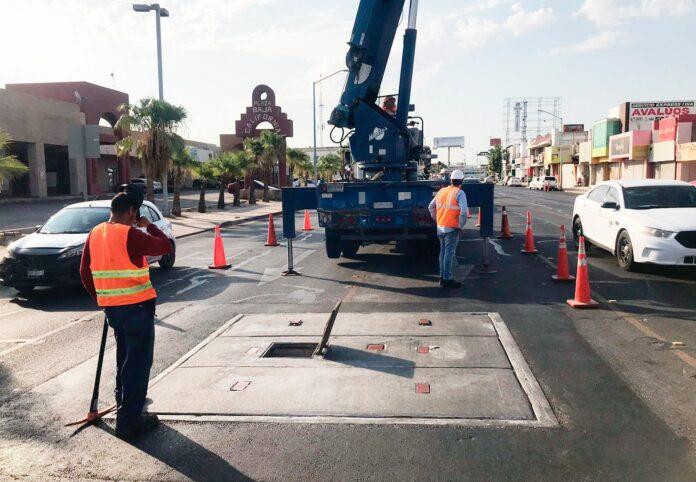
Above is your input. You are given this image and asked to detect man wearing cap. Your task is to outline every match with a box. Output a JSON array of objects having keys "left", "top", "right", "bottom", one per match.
[
  {"left": 429, "top": 169, "right": 468, "bottom": 289},
  {"left": 80, "top": 192, "right": 172, "bottom": 438}
]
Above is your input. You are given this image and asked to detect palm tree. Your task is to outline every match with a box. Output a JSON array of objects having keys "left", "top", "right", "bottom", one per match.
[
  {"left": 317, "top": 153, "right": 343, "bottom": 181},
  {"left": 115, "top": 98, "right": 187, "bottom": 211},
  {"left": 0, "top": 130, "right": 29, "bottom": 196},
  {"left": 211, "top": 152, "right": 246, "bottom": 210},
  {"left": 244, "top": 137, "right": 264, "bottom": 205},
  {"left": 170, "top": 148, "right": 197, "bottom": 217},
  {"left": 286, "top": 148, "right": 310, "bottom": 186},
  {"left": 259, "top": 131, "right": 286, "bottom": 201},
  {"left": 228, "top": 150, "right": 253, "bottom": 207},
  {"left": 193, "top": 162, "right": 216, "bottom": 214}
]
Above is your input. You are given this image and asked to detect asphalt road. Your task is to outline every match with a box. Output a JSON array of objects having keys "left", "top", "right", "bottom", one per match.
[{"left": 0, "top": 191, "right": 694, "bottom": 481}]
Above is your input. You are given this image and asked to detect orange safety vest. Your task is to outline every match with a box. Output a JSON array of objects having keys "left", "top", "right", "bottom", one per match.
[
  {"left": 89, "top": 222, "right": 156, "bottom": 307},
  {"left": 435, "top": 186, "right": 462, "bottom": 229}
]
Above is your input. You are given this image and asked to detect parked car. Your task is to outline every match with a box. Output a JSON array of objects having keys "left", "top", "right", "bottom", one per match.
[
  {"left": 130, "top": 177, "right": 163, "bottom": 194},
  {"left": 529, "top": 176, "right": 558, "bottom": 190},
  {"left": 571, "top": 180, "right": 696, "bottom": 270},
  {"left": 506, "top": 177, "right": 523, "bottom": 187},
  {"left": 0, "top": 200, "right": 175, "bottom": 295}
]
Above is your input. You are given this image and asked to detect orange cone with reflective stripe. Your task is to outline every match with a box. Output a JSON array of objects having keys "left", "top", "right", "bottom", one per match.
[
  {"left": 520, "top": 211, "right": 538, "bottom": 254},
  {"left": 265, "top": 213, "right": 280, "bottom": 247},
  {"left": 552, "top": 225, "right": 575, "bottom": 282},
  {"left": 498, "top": 206, "right": 513, "bottom": 239},
  {"left": 302, "top": 210, "right": 313, "bottom": 231},
  {"left": 567, "top": 236, "right": 598, "bottom": 308},
  {"left": 475, "top": 208, "right": 482, "bottom": 228},
  {"left": 208, "top": 225, "right": 232, "bottom": 270}
]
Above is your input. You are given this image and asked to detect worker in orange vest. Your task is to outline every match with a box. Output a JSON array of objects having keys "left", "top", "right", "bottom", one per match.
[
  {"left": 80, "top": 192, "right": 173, "bottom": 438},
  {"left": 428, "top": 169, "right": 468, "bottom": 289}
]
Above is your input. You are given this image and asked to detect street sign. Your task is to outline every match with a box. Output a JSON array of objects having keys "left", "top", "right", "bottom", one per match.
[{"left": 434, "top": 137, "right": 465, "bottom": 149}]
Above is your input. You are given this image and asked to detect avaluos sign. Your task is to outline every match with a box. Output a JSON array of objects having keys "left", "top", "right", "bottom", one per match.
[{"left": 629, "top": 101, "right": 695, "bottom": 130}]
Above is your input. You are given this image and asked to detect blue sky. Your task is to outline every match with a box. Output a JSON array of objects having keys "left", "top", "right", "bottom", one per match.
[{"left": 2, "top": 0, "right": 695, "bottom": 165}]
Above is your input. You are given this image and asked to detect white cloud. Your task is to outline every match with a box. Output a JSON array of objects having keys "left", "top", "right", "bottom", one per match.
[
  {"left": 454, "top": 3, "right": 554, "bottom": 50},
  {"left": 550, "top": 29, "right": 625, "bottom": 54},
  {"left": 504, "top": 3, "right": 554, "bottom": 36},
  {"left": 576, "top": 0, "right": 696, "bottom": 28}
]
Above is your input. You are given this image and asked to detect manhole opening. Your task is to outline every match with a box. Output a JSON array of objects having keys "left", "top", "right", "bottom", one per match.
[{"left": 262, "top": 342, "right": 318, "bottom": 358}]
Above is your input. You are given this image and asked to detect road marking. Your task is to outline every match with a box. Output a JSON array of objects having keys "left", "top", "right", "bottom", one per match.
[
  {"left": 534, "top": 252, "right": 696, "bottom": 370},
  {"left": 258, "top": 249, "right": 316, "bottom": 286},
  {"left": 174, "top": 274, "right": 218, "bottom": 296},
  {"left": 0, "top": 312, "right": 98, "bottom": 357},
  {"left": 488, "top": 239, "right": 511, "bottom": 257},
  {"left": 0, "top": 309, "right": 24, "bottom": 319}
]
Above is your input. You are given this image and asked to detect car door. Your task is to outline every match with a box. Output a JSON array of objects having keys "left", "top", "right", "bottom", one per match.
[
  {"left": 581, "top": 185, "right": 609, "bottom": 243},
  {"left": 138, "top": 205, "right": 163, "bottom": 263},
  {"left": 595, "top": 186, "right": 622, "bottom": 251}
]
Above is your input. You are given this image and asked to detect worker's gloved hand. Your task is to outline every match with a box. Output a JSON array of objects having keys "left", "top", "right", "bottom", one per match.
[{"left": 136, "top": 217, "right": 151, "bottom": 229}]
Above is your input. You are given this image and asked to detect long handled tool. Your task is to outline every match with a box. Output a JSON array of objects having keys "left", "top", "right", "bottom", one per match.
[{"left": 65, "top": 316, "right": 117, "bottom": 427}]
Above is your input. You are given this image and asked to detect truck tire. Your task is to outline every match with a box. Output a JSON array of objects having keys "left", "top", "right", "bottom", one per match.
[
  {"left": 341, "top": 241, "right": 360, "bottom": 258},
  {"left": 326, "top": 231, "right": 341, "bottom": 259}
]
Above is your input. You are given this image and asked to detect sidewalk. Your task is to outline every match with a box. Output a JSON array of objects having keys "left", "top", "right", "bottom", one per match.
[{"left": 171, "top": 201, "right": 282, "bottom": 238}]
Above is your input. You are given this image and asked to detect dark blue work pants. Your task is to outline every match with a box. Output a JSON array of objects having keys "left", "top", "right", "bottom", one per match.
[{"left": 105, "top": 298, "right": 156, "bottom": 424}]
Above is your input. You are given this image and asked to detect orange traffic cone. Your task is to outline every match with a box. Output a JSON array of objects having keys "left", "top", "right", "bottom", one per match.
[
  {"left": 498, "top": 206, "right": 513, "bottom": 239},
  {"left": 567, "top": 236, "right": 598, "bottom": 308},
  {"left": 466, "top": 208, "right": 472, "bottom": 219},
  {"left": 302, "top": 210, "right": 313, "bottom": 231},
  {"left": 208, "top": 225, "right": 231, "bottom": 270},
  {"left": 475, "top": 208, "right": 482, "bottom": 228},
  {"left": 520, "top": 211, "right": 538, "bottom": 254},
  {"left": 265, "top": 213, "right": 280, "bottom": 247},
  {"left": 552, "top": 225, "right": 575, "bottom": 282}
]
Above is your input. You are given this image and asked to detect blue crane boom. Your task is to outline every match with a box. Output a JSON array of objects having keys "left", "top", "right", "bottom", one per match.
[
  {"left": 330, "top": 0, "right": 421, "bottom": 183},
  {"left": 281, "top": 0, "right": 495, "bottom": 265}
]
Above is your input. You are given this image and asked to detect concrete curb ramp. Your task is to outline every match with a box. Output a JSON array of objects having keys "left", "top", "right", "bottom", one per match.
[{"left": 144, "top": 312, "right": 558, "bottom": 427}]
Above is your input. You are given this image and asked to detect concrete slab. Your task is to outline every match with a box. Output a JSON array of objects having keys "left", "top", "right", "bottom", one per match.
[
  {"left": 222, "top": 312, "right": 497, "bottom": 338},
  {"left": 180, "top": 336, "right": 511, "bottom": 369},
  {"left": 147, "top": 312, "right": 557, "bottom": 426},
  {"left": 147, "top": 367, "right": 533, "bottom": 420}
]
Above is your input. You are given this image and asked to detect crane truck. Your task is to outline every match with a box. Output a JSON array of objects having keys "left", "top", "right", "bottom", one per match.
[{"left": 281, "top": 0, "right": 495, "bottom": 263}]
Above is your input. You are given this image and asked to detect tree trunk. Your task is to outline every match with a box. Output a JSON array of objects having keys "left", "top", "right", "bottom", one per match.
[
  {"left": 262, "top": 168, "right": 271, "bottom": 202},
  {"left": 172, "top": 180, "right": 182, "bottom": 217},
  {"left": 146, "top": 177, "right": 155, "bottom": 202},
  {"left": 233, "top": 181, "right": 241, "bottom": 207},
  {"left": 198, "top": 188, "right": 206, "bottom": 213},
  {"left": 248, "top": 174, "right": 256, "bottom": 205},
  {"left": 217, "top": 181, "right": 226, "bottom": 210}
]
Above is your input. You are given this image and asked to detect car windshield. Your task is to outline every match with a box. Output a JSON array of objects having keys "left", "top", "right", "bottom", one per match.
[
  {"left": 623, "top": 186, "right": 696, "bottom": 209},
  {"left": 39, "top": 207, "right": 111, "bottom": 234}
]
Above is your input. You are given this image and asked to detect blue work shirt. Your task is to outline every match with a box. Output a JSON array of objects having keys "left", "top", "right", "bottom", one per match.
[{"left": 428, "top": 187, "right": 468, "bottom": 234}]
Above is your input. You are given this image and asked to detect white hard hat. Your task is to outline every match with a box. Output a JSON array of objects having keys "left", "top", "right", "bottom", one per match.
[{"left": 451, "top": 169, "right": 465, "bottom": 180}]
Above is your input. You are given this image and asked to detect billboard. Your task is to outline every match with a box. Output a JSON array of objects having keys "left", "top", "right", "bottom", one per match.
[
  {"left": 563, "top": 124, "right": 585, "bottom": 133},
  {"left": 490, "top": 138, "right": 501, "bottom": 147},
  {"left": 434, "top": 137, "right": 465, "bottom": 148},
  {"left": 628, "top": 101, "right": 696, "bottom": 131}
]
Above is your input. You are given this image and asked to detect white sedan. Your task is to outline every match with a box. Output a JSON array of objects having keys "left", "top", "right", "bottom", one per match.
[{"left": 571, "top": 180, "right": 696, "bottom": 270}]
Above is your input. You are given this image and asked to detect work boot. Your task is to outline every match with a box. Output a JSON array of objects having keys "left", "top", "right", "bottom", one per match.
[
  {"left": 115, "top": 414, "right": 160, "bottom": 439},
  {"left": 442, "top": 279, "right": 462, "bottom": 289}
]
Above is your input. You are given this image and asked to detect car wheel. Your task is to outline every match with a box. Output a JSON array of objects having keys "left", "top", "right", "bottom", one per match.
[
  {"left": 616, "top": 231, "right": 636, "bottom": 271},
  {"left": 159, "top": 242, "right": 176, "bottom": 269},
  {"left": 572, "top": 217, "right": 592, "bottom": 251},
  {"left": 16, "top": 286, "right": 35, "bottom": 296}
]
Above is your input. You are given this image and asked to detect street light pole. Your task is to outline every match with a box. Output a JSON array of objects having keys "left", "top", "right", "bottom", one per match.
[
  {"left": 134, "top": 3, "right": 170, "bottom": 214},
  {"left": 313, "top": 69, "right": 348, "bottom": 181},
  {"left": 155, "top": 5, "right": 164, "bottom": 101},
  {"left": 539, "top": 109, "right": 564, "bottom": 190}
]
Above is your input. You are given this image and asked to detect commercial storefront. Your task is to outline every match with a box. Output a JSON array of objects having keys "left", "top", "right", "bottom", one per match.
[
  {"left": 677, "top": 142, "right": 696, "bottom": 180},
  {"left": 590, "top": 118, "right": 622, "bottom": 184},
  {"left": 608, "top": 130, "right": 651, "bottom": 180}
]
